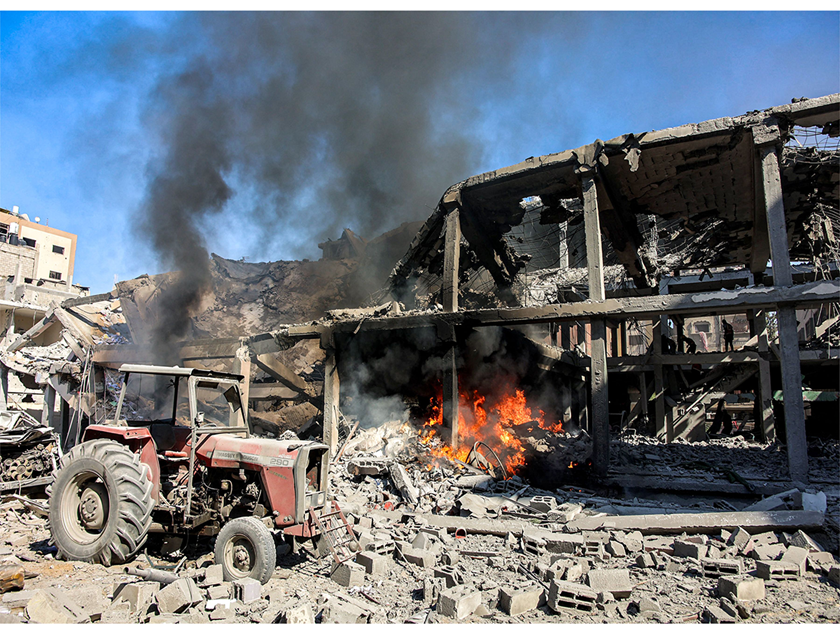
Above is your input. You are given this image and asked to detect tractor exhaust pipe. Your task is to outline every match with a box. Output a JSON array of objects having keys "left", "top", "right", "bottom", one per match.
[{"left": 124, "top": 566, "right": 179, "bottom": 584}]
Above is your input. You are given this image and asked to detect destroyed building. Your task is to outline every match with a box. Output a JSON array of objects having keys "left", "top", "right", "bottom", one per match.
[{"left": 0, "top": 94, "right": 838, "bottom": 624}]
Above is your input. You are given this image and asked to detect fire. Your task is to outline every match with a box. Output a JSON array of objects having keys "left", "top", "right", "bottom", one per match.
[{"left": 419, "top": 384, "right": 562, "bottom": 476}]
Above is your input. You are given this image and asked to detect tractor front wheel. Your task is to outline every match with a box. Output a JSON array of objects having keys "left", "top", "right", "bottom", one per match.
[
  {"left": 214, "top": 517, "right": 276, "bottom": 584},
  {"left": 49, "top": 439, "right": 154, "bottom": 566}
]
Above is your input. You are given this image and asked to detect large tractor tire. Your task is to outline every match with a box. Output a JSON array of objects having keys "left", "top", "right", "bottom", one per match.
[
  {"left": 49, "top": 439, "right": 154, "bottom": 566},
  {"left": 214, "top": 517, "right": 276, "bottom": 584}
]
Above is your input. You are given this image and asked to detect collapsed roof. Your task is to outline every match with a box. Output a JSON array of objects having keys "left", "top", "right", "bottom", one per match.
[{"left": 389, "top": 94, "right": 840, "bottom": 307}]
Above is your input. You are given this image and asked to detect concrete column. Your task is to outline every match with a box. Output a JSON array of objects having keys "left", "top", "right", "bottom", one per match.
[
  {"left": 442, "top": 210, "right": 461, "bottom": 313},
  {"left": 582, "top": 174, "right": 609, "bottom": 477},
  {"left": 753, "top": 309, "right": 776, "bottom": 442},
  {"left": 441, "top": 323, "right": 459, "bottom": 450},
  {"left": 42, "top": 386, "right": 57, "bottom": 431},
  {"left": 232, "top": 344, "right": 252, "bottom": 427},
  {"left": 0, "top": 366, "right": 8, "bottom": 412},
  {"left": 755, "top": 126, "right": 807, "bottom": 482},
  {"left": 321, "top": 332, "right": 340, "bottom": 456},
  {"left": 651, "top": 318, "right": 666, "bottom": 440}
]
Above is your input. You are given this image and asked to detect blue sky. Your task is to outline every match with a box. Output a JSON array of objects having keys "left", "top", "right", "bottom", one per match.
[{"left": 1, "top": 11, "right": 838, "bottom": 294}]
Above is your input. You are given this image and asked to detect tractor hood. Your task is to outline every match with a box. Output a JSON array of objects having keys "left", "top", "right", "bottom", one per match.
[{"left": 195, "top": 435, "right": 316, "bottom": 469}]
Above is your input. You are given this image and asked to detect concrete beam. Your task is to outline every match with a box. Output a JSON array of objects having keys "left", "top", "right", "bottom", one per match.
[
  {"left": 321, "top": 332, "right": 340, "bottom": 456},
  {"left": 570, "top": 510, "right": 824, "bottom": 535},
  {"left": 442, "top": 210, "right": 461, "bottom": 313}
]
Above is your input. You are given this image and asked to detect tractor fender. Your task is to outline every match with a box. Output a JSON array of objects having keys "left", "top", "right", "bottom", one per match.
[{"left": 82, "top": 426, "right": 161, "bottom": 501}]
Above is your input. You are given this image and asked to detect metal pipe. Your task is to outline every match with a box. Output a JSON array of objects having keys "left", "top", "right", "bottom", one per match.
[{"left": 124, "top": 566, "right": 178, "bottom": 584}]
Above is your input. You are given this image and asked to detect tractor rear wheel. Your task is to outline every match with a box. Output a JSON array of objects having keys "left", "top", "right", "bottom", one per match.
[
  {"left": 49, "top": 439, "right": 154, "bottom": 566},
  {"left": 214, "top": 517, "right": 276, "bottom": 584}
]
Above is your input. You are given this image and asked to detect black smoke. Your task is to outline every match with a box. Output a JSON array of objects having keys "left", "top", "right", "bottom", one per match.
[{"left": 134, "top": 13, "right": 566, "bottom": 357}]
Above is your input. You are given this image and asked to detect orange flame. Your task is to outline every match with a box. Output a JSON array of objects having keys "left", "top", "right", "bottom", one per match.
[{"left": 419, "top": 384, "right": 562, "bottom": 476}]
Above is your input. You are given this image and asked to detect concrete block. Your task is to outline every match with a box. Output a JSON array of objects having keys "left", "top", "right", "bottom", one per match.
[
  {"left": 751, "top": 532, "right": 780, "bottom": 546},
  {"left": 411, "top": 531, "right": 435, "bottom": 550},
  {"left": 402, "top": 548, "right": 435, "bottom": 568},
  {"left": 780, "top": 545, "right": 808, "bottom": 575},
  {"left": 100, "top": 600, "right": 132, "bottom": 624},
  {"left": 529, "top": 495, "right": 557, "bottom": 513},
  {"left": 423, "top": 577, "right": 446, "bottom": 605},
  {"left": 808, "top": 551, "right": 836, "bottom": 571},
  {"left": 357, "top": 516, "right": 374, "bottom": 529},
  {"left": 586, "top": 568, "right": 633, "bottom": 599},
  {"left": 113, "top": 581, "right": 161, "bottom": 613},
  {"left": 547, "top": 580, "right": 597, "bottom": 612},
  {"left": 801, "top": 491, "right": 826, "bottom": 514},
  {"left": 701, "top": 558, "right": 743, "bottom": 578},
  {"left": 25, "top": 589, "right": 87, "bottom": 624},
  {"left": 437, "top": 584, "right": 481, "bottom": 620},
  {"left": 638, "top": 596, "right": 661, "bottom": 613},
  {"left": 203, "top": 564, "right": 224, "bottom": 586},
  {"left": 673, "top": 539, "right": 707, "bottom": 560},
  {"left": 156, "top": 577, "right": 203, "bottom": 614},
  {"left": 433, "top": 566, "right": 462, "bottom": 589},
  {"left": 209, "top": 607, "right": 232, "bottom": 621},
  {"left": 498, "top": 586, "right": 545, "bottom": 616},
  {"left": 755, "top": 560, "right": 799, "bottom": 581},
  {"left": 718, "top": 576, "right": 765, "bottom": 601},
  {"left": 233, "top": 577, "right": 261, "bottom": 603},
  {"left": 621, "top": 531, "right": 644, "bottom": 554},
  {"left": 330, "top": 561, "right": 365, "bottom": 587},
  {"left": 636, "top": 553, "right": 657, "bottom": 569},
  {"left": 355, "top": 550, "right": 389, "bottom": 576},
  {"left": 72, "top": 586, "right": 110, "bottom": 621},
  {"left": 828, "top": 565, "right": 840, "bottom": 586},
  {"left": 522, "top": 533, "right": 546, "bottom": 557},
  {"left": 728, "top": 527, "right": 753, "bottom": 553},
  {"left": 441, "top": 550, "right": 460, "bottom": 566},
  {"left": 283, "top": 603, "right": 315, "bottom": 623},
  {"left": 565, "top": 563, "right": 584, "bottom": 582}
]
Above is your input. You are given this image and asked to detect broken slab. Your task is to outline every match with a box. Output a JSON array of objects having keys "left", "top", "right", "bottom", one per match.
[
  {"left": 155, "top": 577, "right": 203, "bottom": 614},
  {"left": 388, "top": 462, "right": 419, "bottom": 504},
  {"left": 347, "top": 458, "right": 391, "bottom": 477},
  {"left": 569, "top": 510, "right": 824, "bottom": 534},
  {"left": 25, "top": 589, "right": 88, "bottom": 624}
]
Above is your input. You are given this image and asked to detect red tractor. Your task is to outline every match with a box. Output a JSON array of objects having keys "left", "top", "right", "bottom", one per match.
[{"left": 49, "top": 364, "right": 355, "bottom": 583}]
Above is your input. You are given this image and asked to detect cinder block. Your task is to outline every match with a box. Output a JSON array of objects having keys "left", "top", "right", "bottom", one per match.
[
  {"left": 355, "top": 550, "right": 389, "bottom": 576},
  {"left": 156, "top": 578, "right": 204, "bottom": 614},
  {"left": 755, "top": 560, "right": 799, "bottom": 581},
  {"left": 586, "top": 568, "right": 633, "bottom": 599},
  {"left": 204, "top": 564, "right": 224, "bottom": 586},
  {"left": 233, "top": 577, "right": 261, "bottom": 603},
  {"left": 787, "top": 529, "right": 823, "bottom": 552},
  {"left": 673, "top": 539, "right": 707, "bottom": 560},
  {"left": 331, "top": 561, "right": 365, "bottom": 587},
  {"left": 728, "top": 527, "right": 752, "bottom": 551},
  {"left": 702, "top": 558, "right": 743, "bottom": 578},
  {"left": 498, "top": 586, "right": 545, "bottom": 616},
  {"left": 522, "top": 533, "right": 547, "bottom": 557},
  {"left": 433, "top": 566, "right": 463, "bottom": 589},
  {"left": 636, "top": 553, "right": 657, "bottom": 569},
  {"left": 718, "top": 576, "right": 765, "bottom": 601},
  {"left": 547, "top": 580, "right": 597, "bottom": 612},
  {"left": 780, "top": 546, "right": 808, "bottom": 575},
  {"left": 206, "top": 584, "right": 231, "bottom": 600},
  {"left": 437, "top": 584, "right": 481, "bottom": 620},
  {"left": 423, "top": 577, "right": 447, "bottom": 605},
  {"left": 529, "top": 495, "right": 558, "bottom": 513},
  {"left": 113, "top": 582, "right": 160, "bottom": 613}
]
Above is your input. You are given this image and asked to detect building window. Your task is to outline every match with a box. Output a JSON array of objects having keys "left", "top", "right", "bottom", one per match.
[
  {"left": 0, "top": 224, "right": 7, "bottom": 242},
  {"left": 52, "top": 244, "right": 65, "bottom": 254},
  {"left": 49, "top": 270, "right": 62, "bottom": 280},
  {"left": 22, "top": 237, "right": 36, "bottom": 248},
  {"left": 694, "top": 322, "right": 711, "bottom": 333},
  {"left": 629, "top": 334, "right": 645, "bottom": 346}
]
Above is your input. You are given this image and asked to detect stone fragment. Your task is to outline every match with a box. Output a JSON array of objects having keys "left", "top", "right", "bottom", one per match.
[
  {"left": 423, "top": 577, "right": 447, "bottom": 605},
  {"left": 411, "top": 532, "right": 436, "bottom": 550},
  {"left": 547, "top": 580, "right": 597, "bottom": 612},
  {"left": 100, "top": 600, "right": 132, "bottom": 624},
  {"left": 786, "top": 529, "right": 824, "bottom": 552},
  {"left": 827, "top": 565, "right": 840, "bottom": 586},
  {"left": 283, "top": 603, "right": 315, "bottom": 624},
  {"left": 749, "top": 544, "right": 785, "bottom": 561},
  {"left": 606, "top": 540, "right": 626, "bottom": 557},
  {"left": 113, "top": 582, "right": 161, "bottom": 614},
  {"left": 621, "top": 531, "right": 644, "bottom": 554},
  {"left": 638, "top": 596, "right": 661, "bottom": 613},
  {"left": 718, "top": 576, "right": 765, "bottom": 601},
  {"left": 727, "top": 527, "right": 751, "bottom": 550},
  {"left": 331, "top": 561, "right": 365, "bottom": 587},
  {"left": 402, "top": 548, "right": 435, "bottom": 568},
  {"left": 673, "top": 539, "right": 707, "bottom": 560},
  {"left": 206, "top": 584, "right": 230, "bottom": 600},
  {"left": 437, "top": 584, "right": 481, "bottom": 620},
  {"left": 636, "top": 553, "right": 657, "bottom": 569},
  {"left": 441, "top": 550, "right": 460, "bottom": 566},
  {"left": 203, "top": 564, "right": 224, "bottom": 586},
  {"left": 156, "top": 577, "right": 203, "bottom": 614},
  {"left": 72, "top": 586, "right": 110, "bottom": 621},
  {"left": 808, "top": 551, "right": 836, "bottom": 571},
  {"left": 322, "top": 596, "right": 370, "bottom": 624},
  {"left": 355, "top": 550, "right": 389, "bottom": 576},
  {"left": 704, "top": 605, "right": 738, "bottom": 623},
  {"left": 388, "top": 462, "right": 419, "bottom": 504},
  {"left": 25, "top": 589, "right": 87, "bottom": 624},
  {"left": 209, "top": 607, "right": 232, "bottom": 621},
  {"left": 498, "top": 586, "right": 545, "bottom": 616},
  {"left": 586, "top": 568, "right": 633, "bottom": 599}
]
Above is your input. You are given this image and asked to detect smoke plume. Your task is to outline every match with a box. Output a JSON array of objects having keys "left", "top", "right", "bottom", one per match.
[{"left": 135, "top": 13, "right": 550, "bottom": 357}]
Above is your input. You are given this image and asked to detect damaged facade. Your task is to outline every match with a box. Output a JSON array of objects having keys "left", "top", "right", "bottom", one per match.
[{"left": 0, "top": 94, "right": 838, "bottom": 624}]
